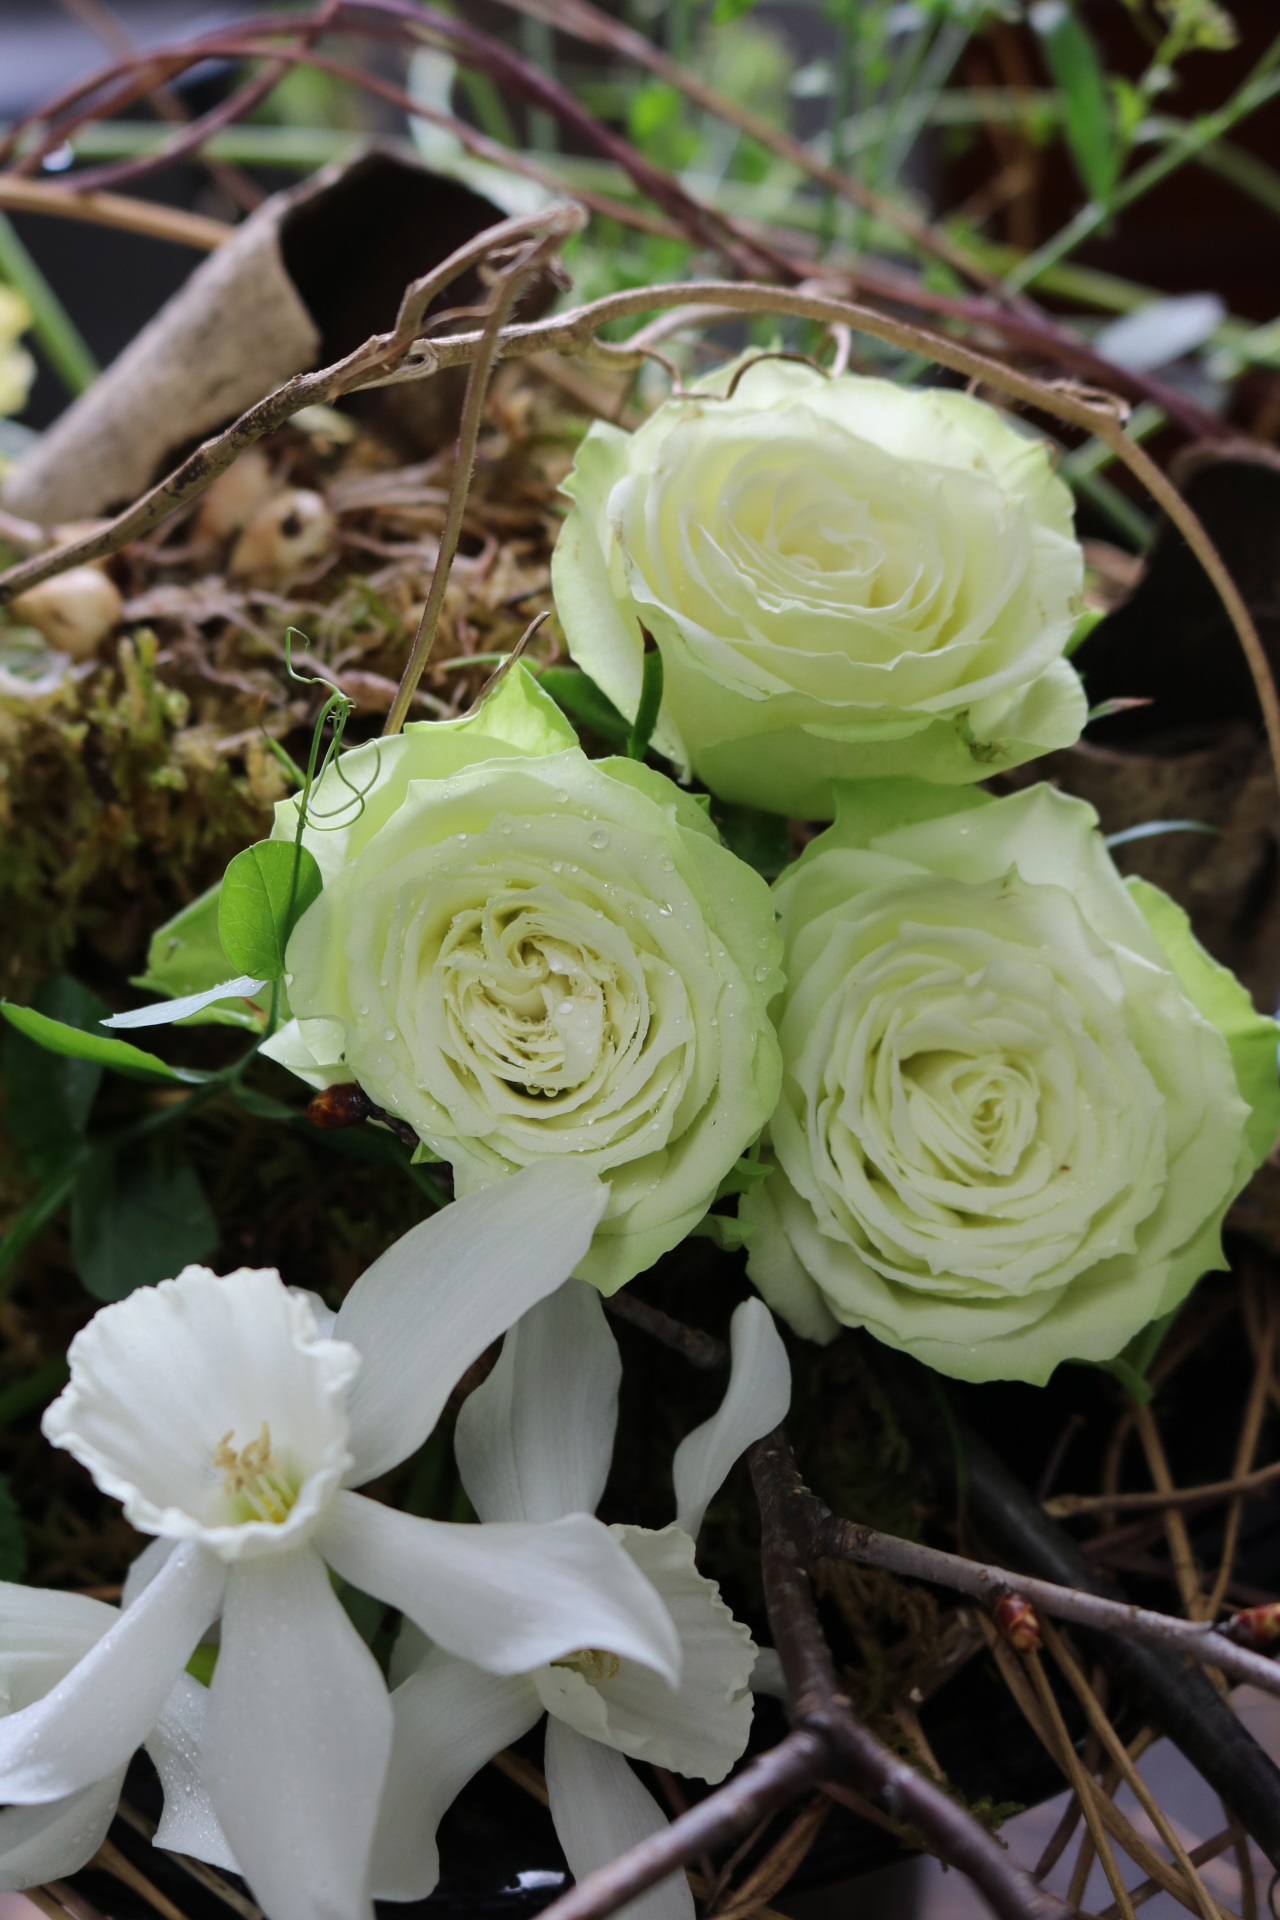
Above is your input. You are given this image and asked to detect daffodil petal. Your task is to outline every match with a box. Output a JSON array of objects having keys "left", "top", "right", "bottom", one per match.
[
  {"left": 544, "top": 1718, "right": 694, "bottom": 1920},
  {"left": 534, "top": 1524, "right": 754, "bottom": 1784},
  {"left": 371, "top": 1649, "right": 541, "bottom": 1900},
  {"left": 204, "top": 1548, "right": 392, "bottom": 1920},
  {"left": 0, "top": 1543, "right": 224, "bottom": 1803},
  {"left": 672, "top": 1301, "right": 790, "bottom": 1538},
  {"left": 0, "top": 1775, "right": 124, "bottom": 1890},
  {"left": 455, "top": 1280, "right": 621, "bottom": 1524},
  {"left": 335, "top": 1162, "right": 608, "bottom": 1486},
  {"left": 147, "top": 1676, "right": 239, "bottom": 1874},
  {"left": 318, "top": 1491, "right": 681, "bottom": 1682}
]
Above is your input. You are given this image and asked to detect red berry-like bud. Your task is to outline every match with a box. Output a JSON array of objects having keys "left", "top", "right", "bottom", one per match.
[
  {"left": 305, "top": 1084, "right": 371, "bottom": 1130},
  {"left": 1222, "top": 1602, "right": 1280, "bottom": 1651},
  {"left": 993, "top": 1594, "right": 1043, "bottom": 1654}
]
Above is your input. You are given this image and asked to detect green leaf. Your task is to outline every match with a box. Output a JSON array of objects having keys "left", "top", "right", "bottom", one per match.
[
  {"left": 133, "top": 885, "right": 269, "bottom": 1031},
  {"left": 218, "top": 841, "right": 323, "bottom": 981},
  {"left": 0, "top": 1158, "right": 84, "bottom": 1297},
  {"left": 0, "top": 1475, "right": 26, "bottom": 1582},
  {"left": 0, "top": 1004, "right": 204, "bottom": 1084},
  {"left": 713, "top": 0, "right": 759, "bottom": 24},
  {"left": 714, "top": 1155, "right": 771, "bottom": 1201},
  {"left": 71, "top": 1143, "right": 218, "bottom": 1302},
  {"left": 538, "top": 667, "right": 631, "bottom": 747},
  {"left": 626, "top": 646, "right": 665, "bottom": 762},
  {"left": 3, "top": 976, "right": 107, "bottom": 1174},
  {"left": 231, "top": 1082, "right": 299, "bottom": 1122},
  {"left": 1030, "top": 1, "right": 1119, "bottom": 202},
  {"left": 713, "top": 802, "right": 791, "bottom": 881}
]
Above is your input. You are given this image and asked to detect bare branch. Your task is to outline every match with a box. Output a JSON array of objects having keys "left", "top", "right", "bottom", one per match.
[{"left": 762, "top": 1430, "right": 1280, "bottom": 1699}]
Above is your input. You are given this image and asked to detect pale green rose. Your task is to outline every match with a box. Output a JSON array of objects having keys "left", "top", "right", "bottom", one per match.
[
  {"left": 552, "top": 356, "right": 1087, "bottom": 819},
  {"left": 740, "top": 781, "right": 1280, "bottom": 1384},
  {"left": 262, "top": 667, "right": 783, "bottom": 1291}
]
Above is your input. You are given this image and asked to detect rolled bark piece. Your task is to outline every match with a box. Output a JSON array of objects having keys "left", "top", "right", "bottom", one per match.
[
  {"left": 3, "top": 175, "right": 321, "bottom": 524},
  {"left": 2, "top": 147, "right": 518, "bottom": 523}
]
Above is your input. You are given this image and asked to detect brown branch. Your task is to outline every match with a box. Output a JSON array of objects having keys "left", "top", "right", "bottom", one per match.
[
  {"left": 796, "top": 1468, "right": 1280, "bottom": 1698},
  {"left": 535, "top": 1730, "right": 831, "bottom": 1920},
  {"left": 601, "top": 1292, "right": 729, "bottom": 1371},
  {"left": 749, "top": 1429, "right": 1060, "bottom": 1920}
]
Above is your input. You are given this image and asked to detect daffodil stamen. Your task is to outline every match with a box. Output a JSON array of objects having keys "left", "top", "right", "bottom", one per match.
[
  {"left": 214, "top": 1422, "right": 297, "bottom": 1525},
  {"left": 553, "top": 1647, "right": 622, "bottom": 1686}
]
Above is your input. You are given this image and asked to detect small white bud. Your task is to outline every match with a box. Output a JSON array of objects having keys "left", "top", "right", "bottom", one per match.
[
  {"left": 229, "top": 488, "right": 335, "bottom": 581},
  {"left": 195, "top": 447, "right": 276, "bottom": 543},
  {"left": 11, "top": 566, "right": 124, "bottom": 658}
]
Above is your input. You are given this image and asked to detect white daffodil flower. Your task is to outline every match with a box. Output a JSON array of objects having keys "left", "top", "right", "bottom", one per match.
[
  {"left": 0, "top": 1163, "right": 683, "bottom": 1920},
  {"left": 373, "top": 1286, "right": 791, "bottom": 1920},
  {"left": 0, "top": 1582, "right": 231, "bottom": 1889}
]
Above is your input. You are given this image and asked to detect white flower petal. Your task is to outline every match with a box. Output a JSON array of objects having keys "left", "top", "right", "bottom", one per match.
[
  {"left": 0, "top": 1582, "right": 115, "bottom": 1712},
  {"left": 318, "top": 1491, "right": 681, "bottom": 1682},
  {"left": 203, "top": 1547, "right": 392, "bottom": 1920},
  {"left": 0, "top": 1775, "right": 124, "bottom": 1890},
  {"left": 534, "top": 1524, "right": 754, "bottom": 1784},
  {"left": 455, "top": 1280, "right": 620, "bottom": 1524},
  {"left": 0, "top": 1543, "right": 224, "bottom": 1803},
  {"left": 334, "top": 1162, "right": 609, "bottom": 1486},
  {"left": 121, "top": 1537, "right": 174, "bottom": 1609},
  {"left": 42, "top": 1268, "right": 358, "bottom": 1562},
  {"left": 672, "top": 1300, "right": 790, "bottom": 1538},
  {"left": 544, "top": 1718, "right": 694, "bottom": 1920},
  {"left": 147, "top": 1676, "right": 239, "bottom": 1874},
  {"left": 371, "top": 1649, "right": 541, "bottom": 1900}
]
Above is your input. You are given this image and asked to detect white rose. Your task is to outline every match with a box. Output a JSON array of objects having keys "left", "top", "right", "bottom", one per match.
[
  {"left": 263, "top": 667, "right": 783, "bottom": 1291},
  {"left": 740, "top": 781, "right": 1280, "bottom": 1383},
  {"left": 552, "top": 356, "right": 1087, "bottom": 818}
]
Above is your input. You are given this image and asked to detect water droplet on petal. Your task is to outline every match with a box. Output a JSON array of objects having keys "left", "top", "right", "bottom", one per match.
[
  {"left": 755, "top": 964, "right": 770, "bottom": 982},
  {"left": 590, "top": 829, "right": 610, "bottom": 850}
]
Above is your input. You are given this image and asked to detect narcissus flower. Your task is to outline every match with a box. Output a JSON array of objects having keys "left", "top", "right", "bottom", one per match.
[
  {"left": 552, "top": 356, "right": 1086, "bottom": 818},
  {"left": 372, "top": 1286, "right": 791, "bottom": 1917},
  {"left": 0, "top": 1164, "right": 681, "bottom": 1920},
  {"left": 741, "top": 782, "right": 1280, "bottom": 1383}
]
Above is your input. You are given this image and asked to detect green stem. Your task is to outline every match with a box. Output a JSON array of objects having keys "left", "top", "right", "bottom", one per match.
[
  {"left": 1006, "top": 45, "right": 1280, "bottom": 293},
  {"left": 821, "top": 0, "right": 860, "bottom": 256},
  {"left": 519, "top": 14, "right": 559, "bottom": 152},
  {"left": 0, "top": 211, "right": 97, "bottom": 396}
]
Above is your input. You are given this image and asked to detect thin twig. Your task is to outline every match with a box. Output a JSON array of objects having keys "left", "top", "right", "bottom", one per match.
[
  {"left": 381, "top": 236, "right": 560, "bottom": 734},
  {"left": 1132, "top": 1401, "right": 1204, "bottom": 1621},
  {"left": 1208, "top": 1302, "right": 1278, "bottom": 1622},
  {"left": 1047, "top": 1459, "right": 1280, "bottom": 1520},
  {"left": 1098, "top": 1831, "right": 1237, "bottom": 1920},
  {"left": 1023, "top": 1650, "right": 1136, "bottom": 1920},
  {"left": 0, "top": 177, "right": 230, "bottom": 248},
  {"left": 92, "top": 1838, "right": 191, "bottom": 1920},
  {"left": 113, "top": 1802, "right": 262, "bottom": 1920},
  {"left": 1043, "top": 1622, "right": 1221, "bottom": 1920}
]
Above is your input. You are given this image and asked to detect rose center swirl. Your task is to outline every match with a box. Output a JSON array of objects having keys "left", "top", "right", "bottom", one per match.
[{"left": 438, "top": 897, "right": 635, "bottom": 1100}]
